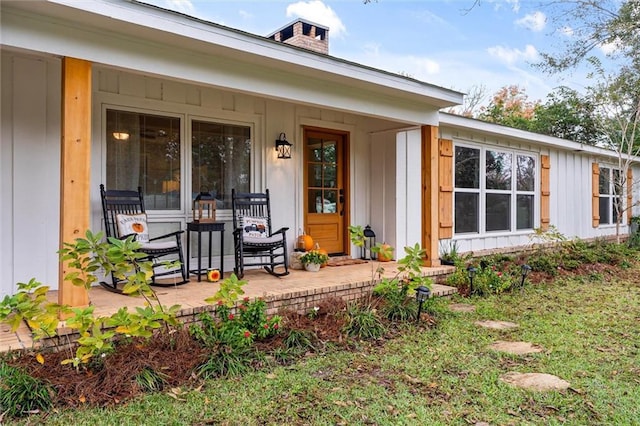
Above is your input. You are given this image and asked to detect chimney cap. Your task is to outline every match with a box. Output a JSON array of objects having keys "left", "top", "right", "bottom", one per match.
[{"left": 266, "top": 18, "right": 329, "bottom": 39}]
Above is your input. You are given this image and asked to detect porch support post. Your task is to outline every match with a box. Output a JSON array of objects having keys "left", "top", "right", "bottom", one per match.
[
  {"left": 59, "top": 57, "right": 92, "bottom": 308},
  {"left": 421, "top": 125, "right": 440, "bottom": 266}
]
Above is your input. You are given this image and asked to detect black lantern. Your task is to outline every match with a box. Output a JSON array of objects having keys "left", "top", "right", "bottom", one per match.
[
  {"left": 415, "top": 285, "right": 431, "bottom": 323},
  {"left": 361, "top": 225, "right": 376, "bottom": 260},
  {"left": 275, "top": 132, "right": 292, "bottom": 159},
  {"left": 520, "top": 264, "right": 532, "bottom": 290},
  {"left": 467, "top": 266, "right": 478, "bottom": 295}
]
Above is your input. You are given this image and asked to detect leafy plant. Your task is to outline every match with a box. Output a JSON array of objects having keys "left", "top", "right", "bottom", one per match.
[
  {"left": 439, "top": 240, "right": 460, "bottom": 263},
  {"left": 0, "top": 360, "right": 53, "bottom": 418},
  {"left": 299, "top": 250, "right": 329, "bottom": 265},
  {"left": 135, "top": 366, "right": 169, "bottom": 392},
  {"left": 343, "top": 302, "right": 386, "bottom": 340},
  {"left": 283, "top": 329, "right": 316, "bottom": 352},
  {"left": 237, "top": 297, "right": 281, "bottom": 339}
]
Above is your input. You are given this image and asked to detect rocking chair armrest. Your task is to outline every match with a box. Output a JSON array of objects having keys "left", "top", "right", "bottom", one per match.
[
  {"left": 149, "top": 230, "right": 184, "bottom": 242},
  {"left": 270, "top": 227, "right": 289, "bottom": 236}
]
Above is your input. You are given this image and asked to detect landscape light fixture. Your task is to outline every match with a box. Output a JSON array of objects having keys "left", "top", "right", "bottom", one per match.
[
  {"left": 520, "top": 264, "right": 532, "bottom": 290},
  {"left": 415, "top": 285, "right": 431, "bottom": 323},
  {"left": 361, "top": 225, "right": 376, "bottom": 260},
  {"left": 467, "top": 266, "right": 478, "bottom": 296}
]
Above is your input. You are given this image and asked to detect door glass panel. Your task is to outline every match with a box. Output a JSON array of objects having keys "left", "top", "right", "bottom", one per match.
[
  {"left": 308, "top": 139, "right": 322, "bottom": 161},
  {"left": 308, "top": 165, "right": 323, "bottom": 187},
  {"left": 323, "top": 164, "right": 337, "bottom": 188}
]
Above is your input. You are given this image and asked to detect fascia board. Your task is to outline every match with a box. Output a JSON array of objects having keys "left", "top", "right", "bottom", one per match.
[{"left": 3, "top": 0, "right": 462, "bottom": 109}]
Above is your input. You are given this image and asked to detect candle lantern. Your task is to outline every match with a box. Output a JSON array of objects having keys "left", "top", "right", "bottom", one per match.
[
  {"left": 361, "top": 225, "right": 376, "bottom": 260},
  {"left": 193, "top": 192, "right": 216, "bottom": 223}
]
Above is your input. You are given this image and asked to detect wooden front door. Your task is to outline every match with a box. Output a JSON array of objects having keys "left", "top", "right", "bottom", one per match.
[{"left": 303, "top": 128, "right": 349, "bottom": 255}]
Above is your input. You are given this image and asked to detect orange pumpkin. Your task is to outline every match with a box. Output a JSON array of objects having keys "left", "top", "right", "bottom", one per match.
[
  {"left": 299, "top": 234, "right": 314, "bottom": 251},
  {"left": 317, "top": 248, "right": 329, "bottom": 268},
  {"left": 377, "top": 243, "right": 393, "bottom": 262}
]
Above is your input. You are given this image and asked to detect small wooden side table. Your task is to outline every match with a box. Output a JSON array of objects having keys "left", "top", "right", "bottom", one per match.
[{"left": 186, "top": 221, "right": 225, "bottom": 282}]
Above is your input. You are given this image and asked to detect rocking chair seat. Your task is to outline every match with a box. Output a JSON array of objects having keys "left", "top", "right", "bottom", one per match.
[
  {"left": 242, "top": 233, "right": 285, "bottom": 246},
  {"left": 140, "top": 240, "right": 180, "bottom": 252}
]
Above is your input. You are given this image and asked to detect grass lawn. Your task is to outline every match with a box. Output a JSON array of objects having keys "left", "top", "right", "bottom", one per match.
[{"left": 12, "top": 271, "right": 640, "bottom": 425}]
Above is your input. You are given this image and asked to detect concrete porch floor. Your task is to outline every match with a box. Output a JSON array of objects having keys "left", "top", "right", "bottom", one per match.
[{"left": 1, "top": 261, "right": 456, "bottom": 353}]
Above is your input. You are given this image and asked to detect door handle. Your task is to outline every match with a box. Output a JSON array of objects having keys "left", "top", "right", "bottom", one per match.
[{"left": 339, "top": 189, "right": 344, "bottom": 216}]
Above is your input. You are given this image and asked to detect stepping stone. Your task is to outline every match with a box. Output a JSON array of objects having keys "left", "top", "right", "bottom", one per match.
[
  {"left": 474, "top": 320, "right": 518, "bottom": 330},
  {"left": 500, "top": 372, "right": 570, "bottom": 391},
  {"left": 489, "top": 341, "right": 544, "bottom": 355},
  {"left": 449, "top": 303, "right": 476, "bottom": 313}
]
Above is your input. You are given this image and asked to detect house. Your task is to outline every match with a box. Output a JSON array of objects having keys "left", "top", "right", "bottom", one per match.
[{"left": 1, "top": 0, "right": 635, "bottom": 305}]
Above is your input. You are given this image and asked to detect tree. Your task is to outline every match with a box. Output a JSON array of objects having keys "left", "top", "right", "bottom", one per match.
[
  {"left": 445, "top": 85, "right": 487, "bottom": 118},
  {"left": 530, "top": 86, "right": 600, "bottom": 145},
  {"left": 477, "top": 85, "right": 538, "bottom": 131}
]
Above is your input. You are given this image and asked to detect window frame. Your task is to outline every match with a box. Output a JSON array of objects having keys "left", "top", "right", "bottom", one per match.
[
  {"left": 453, "top": 141, "right": 539, "bottom": 237},
  {"left": 598, "top": 165, "right": 623, "bottom": 226}
]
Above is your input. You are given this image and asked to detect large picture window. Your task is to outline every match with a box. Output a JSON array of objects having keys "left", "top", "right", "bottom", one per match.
[
  {"left": 454, "top": 144, "right": 536, "bottom": 235},
  {"left": 599, "top": 166, "right": 622, "bottom": 225},
  {"left": 191, "top": 120, "right": 251, "bottom": 209},
  {"left": 106, "top": 109, "right": 181, "bottom": 210}
]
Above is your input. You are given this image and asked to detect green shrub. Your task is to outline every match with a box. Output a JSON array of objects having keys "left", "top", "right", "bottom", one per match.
[
  {"left": 0, "top": 360, "right": 53, "bottom": 418},
  {"left": 283, "top": 329, "right": 316, "bottom": 352},
  {"left": 343, "top": 302, "right": 386, "bottom": 339},
  {"left": 135, "top": 366, "right": 169, "bottom": 392}
]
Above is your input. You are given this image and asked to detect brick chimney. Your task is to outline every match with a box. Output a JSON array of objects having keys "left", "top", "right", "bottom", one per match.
[{"left": 268, "top": 19, "right": 329, "bottom": 54}]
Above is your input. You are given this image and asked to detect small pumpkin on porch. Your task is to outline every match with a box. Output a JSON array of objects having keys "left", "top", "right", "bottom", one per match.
[
  {"left": 298, "top": 232, "right": 315, "bottom": 251},
  {"left": 314, "top": 243, "right": 329, "bottom": 267},
  {"left": 377, "top": 243, "right": 393, "bottom": 262}
]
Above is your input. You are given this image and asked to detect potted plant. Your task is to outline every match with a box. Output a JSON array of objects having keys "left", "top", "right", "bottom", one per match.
[
  {"left": 439, "top": 240, "right": 459, "bottom": 266},
  {"left": 300, "top": 250, "right": 329, "bottom": 272}
]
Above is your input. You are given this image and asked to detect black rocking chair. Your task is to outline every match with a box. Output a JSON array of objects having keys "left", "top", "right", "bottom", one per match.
[
  {"left": 99, "top": 184, "right": 188, "bottom": 292},
  {"left": 232, "top": 189, "right": 289, "bottom": 278}
]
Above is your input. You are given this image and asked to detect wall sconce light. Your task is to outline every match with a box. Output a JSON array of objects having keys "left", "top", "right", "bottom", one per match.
[
  {"left": 415, "top": 285, "right": 431, "bottom": 323},
  {"left": 275, "top": 132, "right": 292, "bottom": 159}
]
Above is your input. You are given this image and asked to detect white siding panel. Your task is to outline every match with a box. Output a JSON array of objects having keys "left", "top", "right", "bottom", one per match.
[
  {"left": 119, "top": 73, "right": 146, "bottom": 98},
  {"left": 1, "top": 53, "right": 15, "bottom": 297},
  {"left": 10, "top": 55, "right": 60, "bottom": 293},
  {"left": 395, "top": 129, "right": 422, "bottom": 252}
]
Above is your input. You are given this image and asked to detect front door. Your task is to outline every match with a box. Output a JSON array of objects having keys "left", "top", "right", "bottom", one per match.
[{"left": 303, "top": 128, "right": 349, "bottom": 255}]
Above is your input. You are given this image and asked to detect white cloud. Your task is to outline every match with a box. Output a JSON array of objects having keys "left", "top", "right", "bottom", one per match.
[
  {"left": 487, "top": 44, "right": 539, "bottom": 65},
  {"left": 599, "top": 40, "right": 620, "bottom": 55},
  {"left": 286, "top": 1, "right": 347, "bottom": 38},
  {"left": 162, "top": 0, "right": 195, "bottom": 15},
  {"left": 515, "top": 11, "right": 546, "bottom": 32},
  {"left": 239, "top": 10, "right": 252, "bottom": 20},
  {"left": 407, "top": 56, "right": 441, "bottom": 75}
]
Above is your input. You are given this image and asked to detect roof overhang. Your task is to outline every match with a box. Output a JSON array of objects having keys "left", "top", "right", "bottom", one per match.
[{"left": 1, "top": 0, "right": 463, "bottom": 125}]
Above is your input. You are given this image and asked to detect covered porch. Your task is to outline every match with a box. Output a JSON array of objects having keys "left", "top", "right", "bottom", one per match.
[{"left": 1, "top": 261, "right": 456, "bottom": 353}]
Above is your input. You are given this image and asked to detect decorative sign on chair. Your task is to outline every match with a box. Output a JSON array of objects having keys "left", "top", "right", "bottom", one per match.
[{"left": 193, "top": 192, "right": 216, "bottom": 223}]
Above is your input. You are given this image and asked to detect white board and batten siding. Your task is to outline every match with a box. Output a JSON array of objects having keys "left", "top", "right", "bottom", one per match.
[
  {"left": 1, "top": 53, "right": 62, "bottom": 297},
  {"left": 439, "top": 123, "right": 633, "bottom": 255}
]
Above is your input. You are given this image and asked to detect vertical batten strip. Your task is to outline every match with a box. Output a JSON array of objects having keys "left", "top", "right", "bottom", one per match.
[
  {"left": 627, "top": 168, "right": 633, "bottom": 225},
  {"left": 59, "top": 57, "right": 91, "bottom": 308}
]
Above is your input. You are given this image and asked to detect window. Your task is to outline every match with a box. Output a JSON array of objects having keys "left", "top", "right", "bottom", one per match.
[
  {"left": 191, "top": 120, "right": 251, "bottom": 209},
  {"left": 599, "top": 166, "right": 622, "bottom": 225},
  {"left": 107, "top": 110, "right": 253, "bottom": 212},
  {"left": 454, "top": 144, "right": 536, "bottom": 235},
  {"left": 106, "top": 109, "right": 181, "bottom": 210}
]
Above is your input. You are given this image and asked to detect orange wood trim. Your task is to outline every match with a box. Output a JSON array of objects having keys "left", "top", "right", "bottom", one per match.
[
  {"left": 592, "top": 163, "right": 600, "bottom": 227},
  {"left": 422, "top": 126, "right": 440, "bottom": 266},
  {"left": 438, "top": 138, "right": 453, "bottom": 239},
  {"left": 540, "top": 154, "right": 550, "bottom": 230},
  {"left": 59, "top": 57, "right": 91, "bottom": 308},
  {"left": 627, "top": 168, "right": 633, "bottom": 224}
]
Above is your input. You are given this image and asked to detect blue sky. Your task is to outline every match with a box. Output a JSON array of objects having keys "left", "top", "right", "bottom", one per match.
[{"left": 141, "top": 0, "right": 600, "bottom": 106}]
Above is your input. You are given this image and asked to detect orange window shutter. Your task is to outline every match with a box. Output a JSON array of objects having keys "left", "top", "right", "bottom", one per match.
[
  {"left": 438, "top": 139, "right": 453, "bottom": 238},
  {"left": 540, "top": 155, "right": 550, "bottom": 230},
  {"left": 627, "top": 168, "right": 633, "bottom": 224},
  {"left": 592, "top": 163, "right": 600, "bottom": 228}
]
